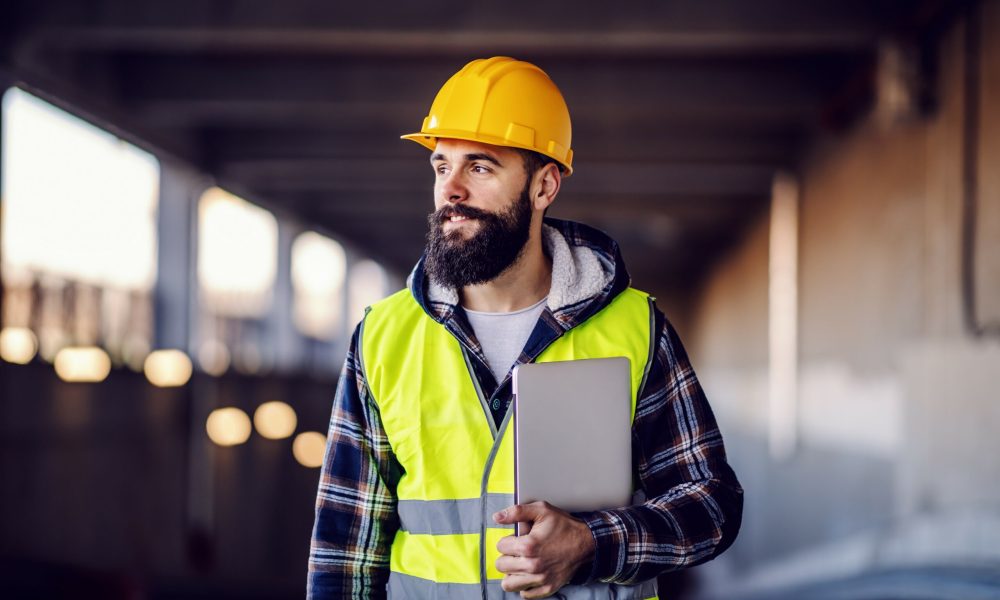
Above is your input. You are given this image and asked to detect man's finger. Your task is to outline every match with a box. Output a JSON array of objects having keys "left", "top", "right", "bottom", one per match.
[
  {"left": 493, "top": 501, "right": 547, "bottom": 525},
  {"left": 495, "top": 554, "right": 542, "bottom": 575},
  {"left": 496, "top": 534, "right": 539, "bottom": 558},
  {"left": 496, "top": 534, "right": 518, "bottom": 556},
  {"left": 521, "top": 582, "right": 561, "bottom": 599},
  {"left": 501, "top": 572, "right": 545, "bottom": 593}
]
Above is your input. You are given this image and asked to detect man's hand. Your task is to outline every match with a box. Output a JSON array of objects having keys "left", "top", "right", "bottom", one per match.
[{"left": 493, "top": 501, "right": 595, "bottom": 599}]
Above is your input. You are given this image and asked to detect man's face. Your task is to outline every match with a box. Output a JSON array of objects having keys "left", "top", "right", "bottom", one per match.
[{"left": 424, "top": 139, "right": 534, "bottom": 288}]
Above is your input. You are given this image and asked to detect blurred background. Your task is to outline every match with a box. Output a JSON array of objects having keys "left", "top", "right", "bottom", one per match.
[{"left": 1, "top": 1, "right": 998, "bottom": 598}]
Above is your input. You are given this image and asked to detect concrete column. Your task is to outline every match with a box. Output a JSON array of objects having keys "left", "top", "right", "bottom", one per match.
[
  {"left": 154, "top": 159, "right": 207, "bottom": 353},
  {"left": 266, "top": 219, "right": 304, "bottom": 373},
  {"left": 0, "top": 74, "right": 14, "bottom": 335},
  {"left": 154, "top": 160, "right": 219, "bottom": 550}
]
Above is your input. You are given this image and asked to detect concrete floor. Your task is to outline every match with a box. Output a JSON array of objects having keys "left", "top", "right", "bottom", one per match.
[{"left": 714, "top": 566, "right": 1000, "bottom": 600}]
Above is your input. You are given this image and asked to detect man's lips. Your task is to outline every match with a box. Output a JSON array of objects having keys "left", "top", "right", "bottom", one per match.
[
  {"left": 440, "top": 210, "right": 483, "bottom": 226},
  {"left": 437, "top": 204, "right": 490, "bottom": 222}
]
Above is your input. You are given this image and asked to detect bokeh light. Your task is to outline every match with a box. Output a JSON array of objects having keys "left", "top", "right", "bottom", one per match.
[
  {"left": 0, "top": 327, "right": 38, "bottom": 364},
  {"left": 53, "top": 346, "right": 112, "bottom": 382},
  {"left": 292, "top": 431, "right": 327, "bottom": 468},
  {"left": 143, "top": 349, "right": 193, "bottom": 387},
  {"left": 253, "top": 401, "right": 297, "bottom": 440},
  {"left": 206, "top": 407, "right": 252, "bottom": 447}
]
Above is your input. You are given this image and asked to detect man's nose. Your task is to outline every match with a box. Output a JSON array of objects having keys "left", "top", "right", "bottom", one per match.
[{"left": 438, "top": 172, "right": 469, "bottom": 204}]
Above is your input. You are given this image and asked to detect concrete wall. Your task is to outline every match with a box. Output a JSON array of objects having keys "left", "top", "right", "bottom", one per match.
[{"left": 687, "top": 5, "right": 1000, "bottom": 591}]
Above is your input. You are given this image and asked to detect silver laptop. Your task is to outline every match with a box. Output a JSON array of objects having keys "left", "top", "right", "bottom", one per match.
[{"left": 512, "top": 357, "right": 633, "bottom": 521}]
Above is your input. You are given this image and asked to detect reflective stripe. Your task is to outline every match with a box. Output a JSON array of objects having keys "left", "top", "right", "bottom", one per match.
[
  {"left": 388, "top": 571, "right": 479, "bottom": 598},
  {"left": 398, "top": 494, "right": 515, "bottom": 535},
  {"left": 388, "top": 571, "right": 658, "bottom": 599}
]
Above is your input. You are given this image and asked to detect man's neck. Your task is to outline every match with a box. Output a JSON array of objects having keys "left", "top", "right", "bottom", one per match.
[{"left": 460, "top": 233, "right": 551, "bottom": 313}]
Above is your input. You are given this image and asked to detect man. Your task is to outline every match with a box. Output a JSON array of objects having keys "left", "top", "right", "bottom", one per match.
[{"left": 308, "top": 57, "right": 742, "bottom": 599}]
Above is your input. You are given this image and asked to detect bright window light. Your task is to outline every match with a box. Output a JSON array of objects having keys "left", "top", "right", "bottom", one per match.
[
  {"left": 347, "top": 260, "right": 388, "bottom": 327},
  {"left": 769, "top": 172, "right": 799, "bottom": 461},
  {"left": 1, "top": 88, "right": 159, "bottom": 291},
  {"left": 197, "top": 187, "right": 278, "bottom": 317},
  {"left": 291, "top": 231, "right": 346, "bottom": 339}
]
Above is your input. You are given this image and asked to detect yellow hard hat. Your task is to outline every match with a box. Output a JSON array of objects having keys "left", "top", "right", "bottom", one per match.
[{"left": 401, "top": 57, "right": 574, "bottom": 176}]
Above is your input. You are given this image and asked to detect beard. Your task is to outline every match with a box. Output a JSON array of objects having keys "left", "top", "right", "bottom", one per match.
[{"left": 424, "top": 182, "right": 533, "bottom": 289}]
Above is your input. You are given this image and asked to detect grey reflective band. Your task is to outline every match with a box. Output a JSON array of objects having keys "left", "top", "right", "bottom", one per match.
[
  {"left": 388, "top": 572, "right": 479, "bottom": 598},
  {"left": 388, "top": 571, "right": 658, "bottom": 599},
  {"left": 398, "top": 494, "right": 515, "bottom": 535}
]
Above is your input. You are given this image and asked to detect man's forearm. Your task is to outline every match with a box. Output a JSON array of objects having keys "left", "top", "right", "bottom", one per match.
[
  {"left": 308, "top": 565, "right": 390, "bottom": 600},
  {"left": 572, "top": 311, "right": 743, "bottom": 584},
  {"left": 307, "top": 325, "right": 400, "bottom": 599},
  {"left": 575, "top": 472, "right": 743, "bottom": 583}
]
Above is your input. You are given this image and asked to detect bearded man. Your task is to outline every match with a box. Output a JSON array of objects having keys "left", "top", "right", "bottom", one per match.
[{"left": 308, "top": 57, "right": 743, "bottom": 600}]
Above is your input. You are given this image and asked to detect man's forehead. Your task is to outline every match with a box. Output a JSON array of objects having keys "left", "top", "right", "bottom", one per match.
[{"left": 430, "top": 139, "right": 516, "bottom": 163}]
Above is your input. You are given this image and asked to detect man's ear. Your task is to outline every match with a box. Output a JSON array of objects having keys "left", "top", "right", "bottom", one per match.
[{"left": 532, "top": 163, "right": 561, "bottom": 212}]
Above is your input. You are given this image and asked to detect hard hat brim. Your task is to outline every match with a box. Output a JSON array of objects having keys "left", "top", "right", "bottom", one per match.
[{"left": 400, "top": 130, "right": 573, "bottom": 176}]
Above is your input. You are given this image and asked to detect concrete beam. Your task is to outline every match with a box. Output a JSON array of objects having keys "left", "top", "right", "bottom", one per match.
[
  {"left": 203, "top": 125, "right": 803, "bottom": 165},
  {"left": 221, "top": 157, "right": 775, "bottom": 196},
  {"left": 16, "top": 28, "right": 876, "bottom": 59},
  {"left": 273, "top": 190, "right": 765, "bottom": 227},
  {"left": 11, "top": 0, "right": 885, "bottom": 56},
  {"left": 3, "top": 66, "right": 203, "bottom": 166},
  {"left": 109, "top": 55, "right": 845, "bottom": 110}
]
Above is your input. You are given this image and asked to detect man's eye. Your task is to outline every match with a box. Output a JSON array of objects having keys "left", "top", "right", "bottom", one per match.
[
  {"left": 435, "top": 165, "right": 449, "bottom": 175},
  {"left": 472, "top": 164, "right": 491, "bottom": 174}
]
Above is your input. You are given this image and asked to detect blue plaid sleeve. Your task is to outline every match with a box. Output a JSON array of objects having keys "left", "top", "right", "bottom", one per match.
[
  {"left": 575, "top": 310, "right": 743, "bottom": 583},
  {"left": 307, "top": 323, "right": 401, "bottom": 599}
]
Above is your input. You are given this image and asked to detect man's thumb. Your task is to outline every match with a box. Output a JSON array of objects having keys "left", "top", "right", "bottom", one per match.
[{"left": 493, "top": 502, "right": 543, "bottom": 524}]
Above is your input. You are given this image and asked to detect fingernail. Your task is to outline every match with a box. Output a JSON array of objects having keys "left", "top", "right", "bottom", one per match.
[{"left": 493, "top": 510, "right": 505, "bottom": 521}]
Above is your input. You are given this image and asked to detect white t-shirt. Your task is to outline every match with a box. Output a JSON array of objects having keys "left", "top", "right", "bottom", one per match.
[{"left": 464, "top": 297, "right": 548, "bottom": 382}]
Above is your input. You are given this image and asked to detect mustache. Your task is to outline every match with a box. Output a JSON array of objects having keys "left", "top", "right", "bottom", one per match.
[{"left": 431, "top": 203, "right": 494, "bottom": 221}]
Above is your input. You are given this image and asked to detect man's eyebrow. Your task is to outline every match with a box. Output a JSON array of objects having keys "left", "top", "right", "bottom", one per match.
[
  {"left": 429, "top": 152, "right": 503, "bottom": 167},
  {"left": 465, "top": 153, "right": 502, "bottom": 167}
]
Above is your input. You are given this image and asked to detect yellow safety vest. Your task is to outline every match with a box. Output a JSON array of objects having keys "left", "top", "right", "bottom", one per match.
[{"left": 360, "top": 287, "right": 659, "bottom": 599}]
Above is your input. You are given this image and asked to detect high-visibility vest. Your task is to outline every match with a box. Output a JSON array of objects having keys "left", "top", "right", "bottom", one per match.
[{"left": 360, "top": 287, "right": 659, "bottom": 599}]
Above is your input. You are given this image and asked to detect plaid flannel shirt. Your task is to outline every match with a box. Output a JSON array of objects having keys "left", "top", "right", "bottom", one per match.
[{"left": 307, "top": 219, "right": 743, "bottom": 598}]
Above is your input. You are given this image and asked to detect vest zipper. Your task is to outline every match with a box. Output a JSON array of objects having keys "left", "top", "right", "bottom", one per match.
[
  {"left": 461, "top": 346, "right": 498, "bottom": 439},
  {"left": 479, "top": 406, "right": 515, "bottom": 600}
]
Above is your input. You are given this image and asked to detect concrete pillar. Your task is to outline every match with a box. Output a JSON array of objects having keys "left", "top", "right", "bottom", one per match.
[
  {"left": 154, "top": 159, "right": 207, "bottom": 353},
  {"left": 266, "top": 219, "right": 304, "bottom": 373}
]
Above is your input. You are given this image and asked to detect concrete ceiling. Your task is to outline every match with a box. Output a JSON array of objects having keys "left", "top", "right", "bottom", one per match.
[{"left": 0, "top": 0, "right": 955, "bottom": 292}]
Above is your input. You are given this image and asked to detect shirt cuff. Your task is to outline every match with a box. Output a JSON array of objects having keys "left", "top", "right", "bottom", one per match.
[{"left": 570, "top": 509, "right": 624, "bottom": 583}]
